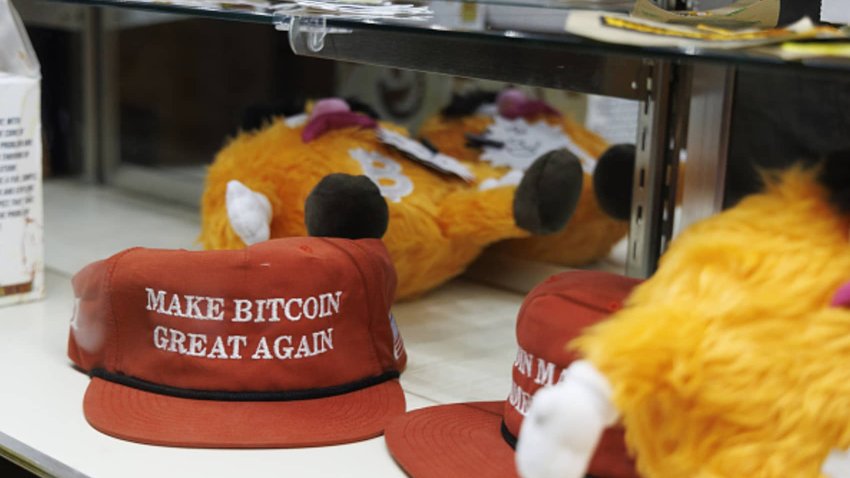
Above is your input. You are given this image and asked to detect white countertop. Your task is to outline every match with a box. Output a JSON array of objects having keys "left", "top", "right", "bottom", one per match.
[
  {"left": 0, "top": 180, "right": 525, "bottom": 477},
  {"left": 5, "top": 180, "right": 849, "bottom": 478}
]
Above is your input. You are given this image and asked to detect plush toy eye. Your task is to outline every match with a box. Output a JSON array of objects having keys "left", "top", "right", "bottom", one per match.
[{"left": 830, "top": 281, "right": 850, "bottom": 308}]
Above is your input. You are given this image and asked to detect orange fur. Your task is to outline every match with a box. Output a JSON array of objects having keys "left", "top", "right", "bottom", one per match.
[
  {"left": 574, "top": 168, "right": 850, "bottom": 478},
  {"left": 201, "top": 119, "right": 531, "bottom": 300},
  {"left": 419, "top": 113, "right": 628, "bottom": 266}
]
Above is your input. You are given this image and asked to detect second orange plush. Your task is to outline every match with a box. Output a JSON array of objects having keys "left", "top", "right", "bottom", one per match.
[{"left": 419, "top": 89, "right": 634, "bottom": 267}]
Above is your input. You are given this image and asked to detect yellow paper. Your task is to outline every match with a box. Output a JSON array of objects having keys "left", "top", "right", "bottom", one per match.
[
  {"left": 782, "top": 42, "right": 850, "bottom": 58},
  {"left": 565, "top": 12, "right": 844, "bottom": 50}
]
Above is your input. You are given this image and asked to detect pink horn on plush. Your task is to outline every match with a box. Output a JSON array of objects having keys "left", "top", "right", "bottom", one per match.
[
  {"left": 301, "top": 98, "right": 377, "bottom": 143},
  {"left": 497, "top": 88, "right": 560, "bottom": 120}
]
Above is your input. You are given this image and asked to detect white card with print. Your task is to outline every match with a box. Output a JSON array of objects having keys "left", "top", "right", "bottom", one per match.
[
  {"left": 377, "top": 128, "right": 475, "bottom": 183},
  {"left": 481, "top": 116, "right": 596, "bottom": 174}
]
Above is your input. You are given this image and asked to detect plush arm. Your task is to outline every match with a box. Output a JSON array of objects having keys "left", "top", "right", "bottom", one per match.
[{"left": 516, "top": 360, "right": 618, "bottom": 478}]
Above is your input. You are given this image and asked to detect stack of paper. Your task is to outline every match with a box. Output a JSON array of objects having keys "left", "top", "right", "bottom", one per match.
[{"left": 271, "top": 0, "right": 432, "bottom": 19}]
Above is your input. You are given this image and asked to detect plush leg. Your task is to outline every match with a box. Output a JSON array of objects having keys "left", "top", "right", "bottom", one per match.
[
  {"left": 514, "top": 149, "right": 584, "bottom": 235},
  {"left": 516, "top": 360, "right": 618, "bottom": 478},
  {"left": 439, "top": 149, "right": 585, "bottom": 245},
  {"left": 226, "top": 180, "right": 272, "bottom": 245},
  {"left": 592, "top": 144, "right": 636, "bottom": 221}
]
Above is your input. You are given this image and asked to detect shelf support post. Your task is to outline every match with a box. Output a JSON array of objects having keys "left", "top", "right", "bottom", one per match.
[
  {"left": 675, "top": 63, "right": 736, "bottom": 236},
  {"left": 626, "top": 60, "right": 689, "bottom": 278}
]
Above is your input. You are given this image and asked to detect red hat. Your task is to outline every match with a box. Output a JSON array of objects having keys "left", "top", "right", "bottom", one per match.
[
  {"left": 68, "top": 237, "right": 407, "bottom": 448},
  {"left": 384, "top": 271, "right": 640, "bottom": 478}
]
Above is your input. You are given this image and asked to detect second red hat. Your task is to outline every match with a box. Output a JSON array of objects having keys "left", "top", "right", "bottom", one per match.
[{"left": 384, "top": 270, "right": 641, "bottom": 478}]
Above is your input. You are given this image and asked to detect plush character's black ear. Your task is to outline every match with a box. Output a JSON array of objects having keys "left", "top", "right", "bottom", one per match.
[
  {"left": 344, "top": 97, "right": 381, "bottom": 120},
  {"left": 441, "top": 90, "right": 499, "bottom": 118},
  {"left": 514, "top": 149, "right": 584, "bottom": 235},
  {"left": 593, "top": 144, "right": 636, "bottom": 221},
  {"left": 305, "top": 174, "right": 389, "bottom": 239},
  {"left": 240, "top": 98, "right": 307, "bottom": 132},
  {"left": 820, "top": 149, "right": 850, "bottom": 214}
]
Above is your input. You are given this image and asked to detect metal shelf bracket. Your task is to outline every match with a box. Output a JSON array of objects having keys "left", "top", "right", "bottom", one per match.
[
  {"left": 277, "top": 13, "right": 353, "bottom": 54},
  {"left": 626, "top": 59, "right": 689, "bottom": 279}
]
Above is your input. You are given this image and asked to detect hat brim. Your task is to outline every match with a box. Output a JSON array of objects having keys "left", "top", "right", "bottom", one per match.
[
  {"left": 384, "top": 401, "right": 517, "bottom": 478},
  {"left": 83, "top": 376, "right": 406, "bottom": 448}
]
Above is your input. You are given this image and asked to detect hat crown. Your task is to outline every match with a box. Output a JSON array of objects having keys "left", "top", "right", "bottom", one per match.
[{"left": 69, "top": 237, "right": 402, "bottom": 395}]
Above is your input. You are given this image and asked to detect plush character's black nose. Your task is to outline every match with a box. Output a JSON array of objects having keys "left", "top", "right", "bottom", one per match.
[
  {"left": 305, "top": 174, "right": 389, "bottom": 239},
  {"left": 593, "top": 144, "right": 636, "bottom": 221}
]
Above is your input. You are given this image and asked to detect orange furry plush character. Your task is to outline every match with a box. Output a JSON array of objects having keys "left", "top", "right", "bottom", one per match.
[
  {"left": 419, "top": 89, "right": 635, "bottom": 266},
  {"left": 200, "top": 98, "right": 585, "bottom": 300},
  {"left": 515, "top": 153, "right": 850, "bottom": 478}
]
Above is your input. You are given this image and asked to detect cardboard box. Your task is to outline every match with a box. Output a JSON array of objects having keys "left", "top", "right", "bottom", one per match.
[{"left": 0, "top": 0, "right": 43, "bottom": 306}]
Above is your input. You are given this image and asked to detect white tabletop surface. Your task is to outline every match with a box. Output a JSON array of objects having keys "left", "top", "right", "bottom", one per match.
[
  {"left": 0, "top": 180, "right": 525, "bottom": 477},
  {"left": 13, "top": 181, "right": 847, "bottom": 478}
]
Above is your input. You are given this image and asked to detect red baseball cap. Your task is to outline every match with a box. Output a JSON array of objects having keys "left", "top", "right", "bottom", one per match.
[
  {"left": 384, "top": 271, "right": 640, "bottom": 478},
  {"left": 68, "top": 237, "right": 407, "bottom": 448}
]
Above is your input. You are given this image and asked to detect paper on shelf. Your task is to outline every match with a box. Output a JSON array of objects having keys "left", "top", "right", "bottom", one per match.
[
  {"left": 822, "top": 0, "right": 850, "bottom": 25},
  {"left": 632, "top": 0, "right": 780, "bottom": 29},
  {"left": 271, "top": 0, "right": 432, "bottom": 19},
  {"left": 111, "top": 0, "right": 273, "bottom": 11},
  {"left": 565, "top": 11, "right": 845, "bottom": 50}
]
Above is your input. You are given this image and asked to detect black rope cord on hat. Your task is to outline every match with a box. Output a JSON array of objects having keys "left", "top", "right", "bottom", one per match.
[
  {"left": 500, "top": 420, "right": 518, "bottom": 449},
  {"left": 500, "top": 420, "right": 600, "bottom": 478},
  {"left": 89, "top": 368, "right": 400, "bottom": 402}
]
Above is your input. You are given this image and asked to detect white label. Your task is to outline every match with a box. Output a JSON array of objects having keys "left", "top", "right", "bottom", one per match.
[
  {"left": 0, "top": 77, "right": 43, "bottom": 304},
  {"left": 585, "top": 95, "right": 639, "bottom": 146},
  {"left": 377, "top": 127, "right": 476, "bottom": 182},
  {"left": 481, "top": 116, "right": 596, "bottom": 174},
  {"left": 349, "top": 147, "right": 414, "bottom": 203},
  {"left": 822, "top": 0, "right": 850, "bottom": 24}
]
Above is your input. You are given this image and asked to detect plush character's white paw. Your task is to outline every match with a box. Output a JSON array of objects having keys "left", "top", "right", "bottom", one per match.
[
  {"left": 226, "top": 180, "right": 272, "bottom": 245},
  {"left": 516, "top": 361, "right": 617, "bottom": 478},
  {"left": 823, "top": 449, "right": 850, "bottom": 478}
]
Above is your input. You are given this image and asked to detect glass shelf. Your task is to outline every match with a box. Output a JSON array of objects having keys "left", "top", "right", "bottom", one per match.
[
  {"left": 47, "top": 0, "right": 850, "bottom": 88},
  {"left": 53, "top": 0, "right": 850, "bottom": 82}
]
